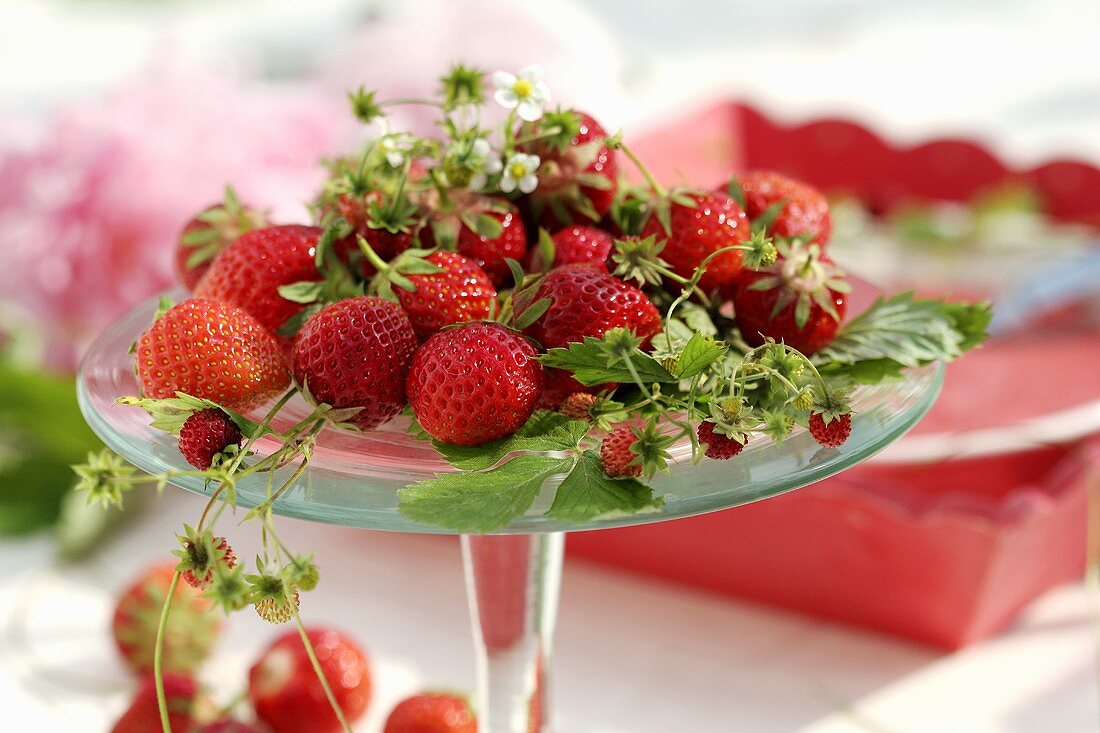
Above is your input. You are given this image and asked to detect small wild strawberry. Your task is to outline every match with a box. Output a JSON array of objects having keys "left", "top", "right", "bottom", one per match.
[
  {"left": 697, "top": 421, "right": 745, "bottom": 460},
  {"left": 559, "top": 392, "right": 597, "bottom": 421},
  {"left": 808, "top": 412, "right": 852, "bottom": 448},
  {"left": 176, "top": 527, "right": 237, "bottom": 590},
  {"left": 178, "top": 409, "right": 243, "bottom": 470},
  {"left": 599, "top": 426, "right": 641, "bottom": 478}
]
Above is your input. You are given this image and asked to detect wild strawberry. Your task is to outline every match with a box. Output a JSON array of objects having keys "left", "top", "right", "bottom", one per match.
[
  {"left": 697, "top": 421, "right": 745, "bottom": 460},
  {"left": 407, "top": 322, "right": 544, "bottom": 446},
  {"left": 423, "top": 197, "right": 527, "bottom": 287},
  {"left": 254, "top": 590, "right": 300, "bottom": 625},
  {"left": 175, "top": 189, "right": 266, "bottom": 290},
  {"left": 178, "top": 409, "right": 243, "bottom": 470},
  {"left": 519, "top": 264, "right": 661, "bottom": 405},
  {"left": 292, "top": 296, "right": 418, "bottom": 430},
  {"left": 135, "top": 299, "right": 290, "bottom": 411},
  {"left": 329, "top": 190, "right": 419, "bottom": 277},
  {"left": 249, "top": 627, "right": 372, "bottom": 733},
  {"left": 599, "top": 426, "right": 641, "bottom": 478},
  {"left": 111, "top": 562, "right": 222, "bottom": 676},
  {"left": 384, "top": 251, "right": 497, "bottom": 340},
  {"left": 809, "top": 412, "right": 852, "bottom": 448},
  {"left": 527, "top": 225, "right": 614, "bottom": 273},
  {"left": 730, "top": 240, "right": 849, "bottom": 355},
  {"left": 725, "top": 170, "right": 831, "bottom": 245},
  {"left": 110, "top": 673, "right": 197, "bottom": 733},
  {"left": 384, "top": 693, "right": 477, "bottom": 733},
  {"left": 521, "top": 111, "right": 618, "bottom": 228},
  {"left": 177, "top": 529, "right": 237, "bottom": 590},
  {"left": 194, "top": 225, "right": 323, "bottom": 334},
  {"left": 639, "top": 191, "right": 751, "bottom": 294},
  {"left": 559, "top": 392, "right": 597, "bottom": 420}
]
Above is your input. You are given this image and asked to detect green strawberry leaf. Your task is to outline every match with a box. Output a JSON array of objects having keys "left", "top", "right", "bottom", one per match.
[
  {"left": 398, "top": 455, "right": 573, "bottom": 532},
  {"left": 674, "top": 333, "right": 728, "bottom": 379},
  {"left": 278, "top": 281, "right": 325, "bottom": 304},
  {"left": 118, "top": 393, "right": 273, "bottom": 440},
  {"left": 432, "top": 411, "right": 590, "bottom": 471},
  {"left": 547, "top": 451, "right": 663, "bottom": 524},
  {"left": 540, "top": 335, "right": 677, "bottom": 386}
]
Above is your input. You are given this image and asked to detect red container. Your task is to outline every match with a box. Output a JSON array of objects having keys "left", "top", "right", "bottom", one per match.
[{"left": 566, "top": 102, "right": 1100, "bottom": 649}]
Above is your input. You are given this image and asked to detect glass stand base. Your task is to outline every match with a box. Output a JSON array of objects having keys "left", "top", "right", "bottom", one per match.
[{"left": 462, "top": 533, "right": 564, "bottom": 733}]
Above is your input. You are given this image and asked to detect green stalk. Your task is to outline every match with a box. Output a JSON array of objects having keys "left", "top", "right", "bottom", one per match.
[
  {"left": 614, "top": 140, "right": 666, "bottom": 198},
  {"left": 154, "top": 570, "right": 183, "bottom": 733},
  {"left": 292, "top": 609, "right": 355, "bottom": 733}
]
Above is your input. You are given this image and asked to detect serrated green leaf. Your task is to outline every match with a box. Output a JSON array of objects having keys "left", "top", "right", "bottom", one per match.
[
  {"left": 398, "top": 455, "right": 573, "bottom": 532},
  {"left": 547, "top": 451, "right": 663, "bottom": 524},
  {"left": 117, "top": 393, "right": 273, "bottom": 440},
  {"left": 539, "top": 335, "right": 677, "bottom": 386},
  {"left": 277, "top": 281, "right": 324, "bottom": 304},
  {"left": 432, "top": 411, "right": 590, "bottom": 471},
  {"left": 675, "top": 333, "right": 728, "bottom": 379}
]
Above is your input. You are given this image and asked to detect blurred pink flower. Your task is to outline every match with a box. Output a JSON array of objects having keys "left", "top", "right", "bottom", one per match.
[{"left": 0, "top": 66, "right": 352, "bottom": 369}]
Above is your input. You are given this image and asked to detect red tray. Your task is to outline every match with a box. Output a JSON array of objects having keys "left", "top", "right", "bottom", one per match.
[{"left": 566, "top": 102, "right": 1100, "bottom": 649}]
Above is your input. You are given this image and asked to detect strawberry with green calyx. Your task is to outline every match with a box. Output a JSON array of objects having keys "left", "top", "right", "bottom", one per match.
[
  {"left": 421, "top": 193, "right": 527, "bottom": 287},
  {"left": 174, "top": 525, "right": 236, "bottom": 590},
  {"left": 599, "top": 422, "right": 676, "bottom": 479},
  {"left": 527, "top": 225, "right": 615, "bottom": 273},
  {"left": 722, "top": 170, "right": 832, "bottom": 246},
  {"left": 178, "top": 408, "right": 243, "bottom": 470},
  {"left": 248, "top": 560, "right": 301, "bottom": 625},
  {"left": 609, "top": 233, "right": 690, "bottom": 289},
  {"left": 696, "top": 421, "right": 745, "bottom": 460},
  {"left": 558, "top": 391, "right": 597, "bottom": 420},
  {"left": 731, "top": 238, "right": 851, "bottom": 355},
  {"left": 112, "top": 562, "right": 223, "bottom": 676},
  {"left": 808, "top": 387, "right": 853, "bottom": 448},
  {"left": 176, "top": 186, "right": 267, "bottom": 291}
]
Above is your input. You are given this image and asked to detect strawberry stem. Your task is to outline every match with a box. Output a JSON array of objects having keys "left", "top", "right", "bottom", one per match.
[
  {"left": 612, "top": 140, "right": 666, "bottom": 198},
  {"left": 154, "top": 569, "right": 183, "bottom": 733},
  {"left": 292, "top": 608, "right": 355, "bottom": 733}
]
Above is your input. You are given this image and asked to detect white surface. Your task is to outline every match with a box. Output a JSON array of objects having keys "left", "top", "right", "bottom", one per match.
[{"left": 0, "top": 491, "right": 1095, "bottom": 733}]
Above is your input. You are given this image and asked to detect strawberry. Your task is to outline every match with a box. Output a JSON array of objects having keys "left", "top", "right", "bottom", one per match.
[
  {"left": 725, "top": 170, "right": 831, "bottom": 245},
  {"left": 178, "top": 530, "right": 237, "bottom": 590},
  {"left": 639, "top": 191, "right": 751, "bottom": 294},
  {"left": 809, "top": 412, "right": 851, "bottom": 448},
  {"left": 135, "top": 299, "right": 290, "bottom": 411},
  {"left": 194, "top": 225, "right": 323, "bottom": 334},
  {"left": 558, "top": 391, "right": 597, "bottom": 420},
  {"left": 200, "top": 721, "right": 270, "bottom": 733},
  {"left": 423, "top": 197, "right": 527, "bottom": 287},
  {"left": 407, "top": 322, "right": 544, "bottom": 446},
  {"left": 292, "top": 296, "right": 418, "bottom": 429},
  {"left": 384, "top": 693, "right": 477, "bottom": 733},
  {"left": 599, "top": 426, "right": 641, "bottom": 478},
  {"left": 527, "top": 225, "right": 614, "bottom": 273},
  {"left": 111, "top": 562, "right": 222, "bottom": 676},
  {"left": 521, "top": 111, "right": 618, "bottom": 228},
  {"left": 178, "top": 408, "right": 243, "bottom": 470},
  {"left": 175, "top": 189, "right": 266, "bottom": 291},
  {"left": 730, "top": 240, "right": 849, "bottom": 355},
  {"left": 519, "top": 264, "right": 661, "bottom": 407},
  {"left": 249, "top": 627, "right": 372, "bottom": 733},
  {"left": 697, "top": 421, "right": 745, "bottom": 460},
  {"left": 386, "top": 251, "right": 497, "bottom": 340},
  {"left": 330, "top": 190, "right": 419, "bottom": 277},
  {"left": 111, "top": 673, "right": 197, "bottom": 733}
]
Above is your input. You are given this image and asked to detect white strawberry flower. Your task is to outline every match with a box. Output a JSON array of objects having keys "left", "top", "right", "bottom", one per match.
[
  {"left": 500, "top": 152, "right": 540, "bottom": 194},
  {"left": 492, "top": 65, "right": 551, "bottom": 122},
  {"left": 380, "top": 133, "right": 413, "bottom": 167},
  {"left": 469, "top": 138, "right": 503, "bottom": 190}
]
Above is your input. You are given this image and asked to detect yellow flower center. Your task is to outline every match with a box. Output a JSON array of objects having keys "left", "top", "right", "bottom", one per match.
[
  {"left": 513, "top": 79, "right": 534, "bottom": 99},
  {"left": 509, "top": 162, "right": 528, "bottom": 179}
]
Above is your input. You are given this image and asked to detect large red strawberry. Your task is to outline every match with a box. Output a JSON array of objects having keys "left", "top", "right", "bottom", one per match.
[
  {"left": 407, "top": 322, "right": 544, "bottom": 446},
  {"left": 521, "top": 111, "right": 618, "bottom": 228},
  {"left": 135, "top": 299, "right": 290, "bottom": 411},
  {"left": 111, "top": 562, "right": 222, "bottom": 676},
  {"left": 724, "top": 170, "right": 832, "bottom": 245},
  {"left": 519, "top": 264, "right": 661, "bottom": 406},
  {"left": 194, "top": 225, "right": 323, "bottom": 334},
  {"left": 384, "top": 693, "right": 478, "bottom": 733},
  {"left": 387, "top": 251, "right": 497, "bottom": 340},
  {"left": 175, "top": 191, "right": 266, "bottom": 291},
  {"left": 730, "top": 240, "right": 849, "bottom": 355},
  {"left": 111, "top": 673, "right": 197, "bottom": 733},
  {"left": 248, "top": 626, "right": 372, "bottom": 733},
  {"left": 292, "top": 296, "right": 418, "bottom": 429},
  {"left": 422, "top": 197, "right": 527, "bottom": 287},
  {"left": 526, "top": 225, "right": 614, "bottom": 273},
  {"left": 639, "top": 191, "right": 751, "bottom": 294}
]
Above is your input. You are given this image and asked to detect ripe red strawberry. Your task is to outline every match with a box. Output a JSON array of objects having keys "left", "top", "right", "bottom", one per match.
[
  {"left": 407, "top": 322, "right": 544, "bottom": 446},
  {"left": 639, "top": 191, "right": 751, "bottom": 294},
  {"left": 726, "top": 170, "right": 831, "bottom": 245},
  {"left": 559, "top": 391, "right": 597, "bottom": 420},
  {"left": 730, "top": 241, "right": 849, "bottom": 355},
  {"left": 179, "top": 533, "right": 237, "bottom": 590},
  {"left": 519, "top": 264, "right": 661, "bottom": 407},
  {"left": 249, "top": 626, "right": 372, "bottom": 733},
  {"left": 175, "top": 191, "right": 266, "bottom": 291},
  {"left": 178, "top": 409, "right": 243, "bottom": 470},
  {"left": 194, "top": 224, "right": 323, "bottom": 334},
  {"left": 392, "top": 251, "right": 497, "bottom": 340},
  {"left": 527, "top": 225, "right": 614, "bottom": 273},
  {"left": 292, "top": 296, "right": 418, "bottom": 429},
  {"left": 200, "top": 721, "right": 270, "bottom": 733},
  {"left": 330, "top": 190, "right": 419, "bottom": 277},
  {"left": 135, "top": 299, "right": 290, "bottom": 411},
  {"left": 111, "top": 673, "right": 197, "bottom": 733},
  {"left": 809, "top": 412, "right": 852, "bottom": 448},
  {"left": 697, "top": 421, "right": 745, "bottom": 460},
  {"left": 424, "top": 199, "right": 527, "bottom": 287},
  {"left": 600, "top": 426, "right": 641, "bottom": 478},
  {"left": 112, "top": 562, "right": 222, "bottom": 676},
  {"left": 384, "top": 693, "right": 477, "bottom": 733},
  {"left": 521, "top": 111, "right": 618, "bottom": 228}
]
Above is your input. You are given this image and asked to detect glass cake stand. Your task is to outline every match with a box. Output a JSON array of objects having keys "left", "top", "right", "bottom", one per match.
[{"left": 77, "top": 291, "right": 943, "bottom": 733}]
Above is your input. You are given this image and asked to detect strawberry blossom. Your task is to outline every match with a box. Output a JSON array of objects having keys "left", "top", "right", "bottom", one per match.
[
  {"left": 500, "top": 152, "right": 540, "bottom": 194},
  {"left": 468, "top": 139, "right": 503, "bottom": 190},
  {"left": 492, "top": 65, "right": 551, "bottom": 122}
]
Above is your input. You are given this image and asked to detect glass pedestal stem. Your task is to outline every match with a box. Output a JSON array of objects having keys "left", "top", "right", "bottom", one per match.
[{"left": 461, "top": 532, "right": 564, "bottom": 733}]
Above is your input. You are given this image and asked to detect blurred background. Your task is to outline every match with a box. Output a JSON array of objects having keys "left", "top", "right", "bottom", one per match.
[{"left": 2, "top": 0, "right": 1099, "bottom": 731}]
